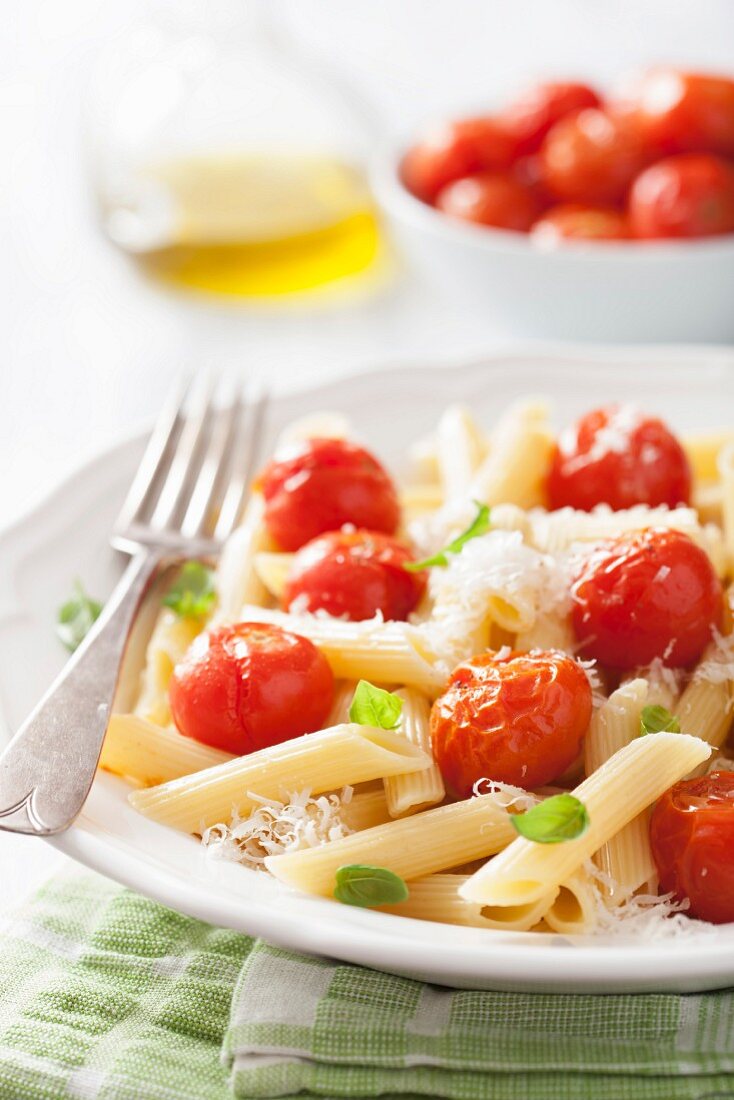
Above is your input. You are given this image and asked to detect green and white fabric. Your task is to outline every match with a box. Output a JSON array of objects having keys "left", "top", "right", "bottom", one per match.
[{"left": 1, "top": 869, "right": 734, "bottom": 1099}]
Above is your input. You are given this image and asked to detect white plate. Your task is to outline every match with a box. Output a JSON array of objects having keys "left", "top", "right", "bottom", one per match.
[{"left": 3, "top": 347, "right": 734, "bottom": 993}]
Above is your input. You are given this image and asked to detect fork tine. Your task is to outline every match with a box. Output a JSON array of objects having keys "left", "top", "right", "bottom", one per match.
[
  {"left": 213, "top": 387, "right": 269, "bottom": 541},
  {"left": 148, "top": 374, "right": 216, "bottom": 532},
  {"left": 179, "top": 385, "right": 243, "bottom": 540},
  {"left": 114, "top": 375, "right": 191, "bottom": 533}
]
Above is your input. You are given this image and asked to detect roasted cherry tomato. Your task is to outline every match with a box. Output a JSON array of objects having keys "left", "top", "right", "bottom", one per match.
[
  {"left": 430, "top": 649, "right": 592, "bottom": 795},
  {"left": 571, "top": 529, "right": 722, "bottom": 670},
  {"left": 436, "top": 172, "right": 540, "bottom": 232},
  {"left": 540, "top": 108, "right": 647, "bottom": 204},
  {"left": 283, "top": 529, "right": 426, "bottom": 622},
  {"left": 169, "top": 622, "right": 334, "bottom": 755},
  {"left": 650, "top": 772, "right": 734, "bottom": 924},
  {"left": 531, "top": 203, "right": 629, "bottom": 242},
  {"left": 500, "top": 80, "right": 602, "bottom": 155},
  {"left": 401, "top": 116, "right": 517, "bottom": 204},
  {"left": 259, "top": 438, "right": 400, "bottom": 552},
  {"left": 547, "top": 405, "right": 692, "bottom": 512},
  {"left": 613, "top": 68, "right": 734, "bottom": 156},
  {"left": 628, "top": 154, "right": 734, "bottom": 239}
]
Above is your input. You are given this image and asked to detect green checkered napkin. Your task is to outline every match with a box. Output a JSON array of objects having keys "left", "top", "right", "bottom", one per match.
[{"left": 1, "top": 870, "right": 734, "bottom": 1100}]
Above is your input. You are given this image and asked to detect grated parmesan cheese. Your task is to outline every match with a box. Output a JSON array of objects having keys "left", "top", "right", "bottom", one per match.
[
  {"left": 694, "top": 625, "right": 734, "bottom": 692},
  {"left": 585, "top": 862, "right": 714, "bottom": 940}
]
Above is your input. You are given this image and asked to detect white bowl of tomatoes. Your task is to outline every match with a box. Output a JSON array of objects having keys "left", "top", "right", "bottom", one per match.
[{"left": 373, "top": 69, "right": 734, "bottom": 343}]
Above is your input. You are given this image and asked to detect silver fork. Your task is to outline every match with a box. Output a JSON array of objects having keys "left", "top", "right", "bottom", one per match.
[{"left": 0, "top": 377, "right": 268, "bottom": 836}]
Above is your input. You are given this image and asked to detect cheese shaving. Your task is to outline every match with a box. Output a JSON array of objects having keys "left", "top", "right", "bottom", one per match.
[
  {"left": 471, "top": 779, "right": 538, "bottom": 813},
  {"left": 694, "top": 625, "right": 734, "bottom": 693},
  {"left": 587, "top": 862, "right": 714, "bottom": 940}
]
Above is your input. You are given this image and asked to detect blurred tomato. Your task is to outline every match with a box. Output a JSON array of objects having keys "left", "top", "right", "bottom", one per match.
[
  {"left": 436, "top": 171, "right": 539, "bottom": 231},
  {"left": 613, "top": 68, "right": 734, "bottom": 156},
  {"left": 500, "top": 80, "right": 602, "bottom": 154},
  {"left": 531, "top": 204, "right": 629, "bottom": 242},
  {"left": 401, "top": 117, "right": 517, "bottom": 204},
  {"left": 540, "top": 108, "right": 647, "bottom": 204},
  {"left": 629, "top": 154, "right": 734, "bottom": 239}
]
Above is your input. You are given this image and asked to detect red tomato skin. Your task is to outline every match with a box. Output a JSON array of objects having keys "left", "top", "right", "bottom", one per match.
[
  {"left": 401, "top": 117, "right": 517, "bottom": 204},
  {"left": 540, "top": 108, "right": 648, "bottom": 205},
  {"left": 571, "top": 529, "right": 723, "bottom": 670},
  {"left": 628, "top": 154, "right": 734, "bottom": 239},
  {"left": 436, "top": 171, "right": 540, "bottom": 232},
  {"left": 500, "top": 80, "right": 602, "bottom": 155},
  {"left": 650, "top": 772, "right": 734, "bottom": 924},
  {"left": 531, "top": 203, "right": 629, "bottom": 242},
  {"left": 284, "top": 529, "right": 426, "bottom": 622},
  {"left": 169, "top": 622, "right": 334, "bottom": 755},
  {"left": 547, "top": 405, "right": 692, "bottom": 512},
  {"left": 430, "top": 650, "right": 592, "bottom": 797},
  {"left": 260, "top": 438, "right": 400, "bottom": 552},
  {"left": 613, "top": 69, "right": 734, "bottom": 156}
]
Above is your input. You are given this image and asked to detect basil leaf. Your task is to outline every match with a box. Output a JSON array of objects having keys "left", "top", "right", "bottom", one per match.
[
  {"left": 163, "top": 562, "right": 216, "bottom": 619},
  {"left": 406, "top": 501, "right": 490, "bottom": 571},
  {"left": 511, "top": 794, "right": 590, "bottom": 844},
  {"left": 334, "top": 864, "right": 409, "bottom": 907},
  {"left": 349, "top": 680, "right": 403, "bottom": 730},
  {"left": 56, "top": 581, "right": 102, "bottom": 653},
  {"left": 639, "top": 704, "right": 680, "bottom": 736}
]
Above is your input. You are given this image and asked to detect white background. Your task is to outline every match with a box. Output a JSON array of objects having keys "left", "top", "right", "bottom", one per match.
[{"left": 2, "top": 0, "right": 733, "bottom": 903}]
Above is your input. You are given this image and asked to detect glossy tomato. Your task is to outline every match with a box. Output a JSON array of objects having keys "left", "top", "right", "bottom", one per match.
[
  {"left": 500, "top": 80, "right": 602, "bottom": 154},
  {"left": 259, "top": 438, "right": 400, "bottom": 552},
  {"left": 613, "top": 68, "right": 734, "bottom": 156},
  {"left": 628, "top": 154, "right": 734, "bottom": 239},
  {"left": 571, "top": 529, "right": 722, "bottom": 670},
  {"left": 650, "top": 772, "right": 734, "bottom": 924},
  {"left": 169, "top": 622, "right": 334, "bottom": 755},
  {"left": 547, "top": 405, "right": 692, "bottom": 512},
  {"left": 531, "top": 204, "right": 629, "bottom": 242},
  {"left": 430, "top": 649, "right": 592, "bottom": 795},
  {"left": 540, "top": 108, "right": 647, "bottom": 204},
  {"left": 283, "top": 529, "right": 426, "bottom": 622},
  {"left": 401, "top": 116, "right": 517, "bottom": 204},
  {"left": 436, "top": 172, "right": 540, "bottom": 231}
]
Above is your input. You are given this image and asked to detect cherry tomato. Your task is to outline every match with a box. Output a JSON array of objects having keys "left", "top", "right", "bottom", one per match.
[
  {"left": 547, "top": 405, "right": 692, "bottom": 512},
  {"left": 259, "top": 438, "right": 400, "bottom": 552},
  {"left": 650, "top": 772, "right": 734, "bottom": 924},
  {"left": 613, "top": 69, "right": 734, "bottom": 156},
  {"left": 284, "top": 529, "right": 426, "bottom": 622},
  {"left": 571, "top": 529, "right": 722, "bottom": 670},
  {"left": 628, "top": 154, "right": 734, "bottom": 239},
  {"left": 500, "top": 80, "right": 602, "bottom": 155},
  {"left": 531, "top": 204, "right": 629, "bottom": 243},
  {"left": 436, "top": 172, "right": 540, "bottom": 232},
  {"left": 401, "top": 117, "right": 517, "bottom": 204},
  {"left": 430, "top": 649, "right": 592, "bottom": 795},
  {"left": 540, "top": 108, "right": 647, "bottom": 204},
  {"left": 169, "top": 622, "right": 334, "bottom": 755}
]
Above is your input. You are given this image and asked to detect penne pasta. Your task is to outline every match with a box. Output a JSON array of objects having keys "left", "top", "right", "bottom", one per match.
[
  {"left": 678, "top": 652, "right": 734, "bottom": 763},
  {"left": 469, "top": 401, "right": 553, "bottom": 510},
  {"left": 253, "top": 551, "right": 294, "bottom": 600},
  {"left": 515, "top": 612, "right": 576, "bottom": 654},
  {"left": 214, "top": 494, "right": 272, "bottom": 622},
  {"left": 527, "top": 504, "right": 709, "bottom": 556},
  {"left": 133, "top": 608, "right": 202, "bottom": 727},
  {"left": 683, "top": 431, "right": 734, "bottom": 483},
  {"left": 436, "top": 405, "right": 486, "bottom": 501},
  {"left": 100, "top": 713, "right": 233, "bottom": 786},
  {"left": 383, "top": 688, "right": 445, "bottom": 818},
  {"left": 718, "top": 442, "right": 734, "bottom": 571},
  {"left": 129, "top": 723, "right": 432, "bottom": 833},
  {"left": 543, "top": 868, "right": 599, "bottom": 936},
  {"left": 460, "top": 732, "right": 711, "bottom": 907},
  {"left": 342, "top": 788, "right": 392, "bottom": 832},
  {"left": 379, "top": 874, "right": 557, "bottom": 931}
]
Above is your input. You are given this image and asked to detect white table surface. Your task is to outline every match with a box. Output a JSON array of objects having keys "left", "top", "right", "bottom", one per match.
[{"left": 2, "top": 0, "right": 734, "bottom": 909}]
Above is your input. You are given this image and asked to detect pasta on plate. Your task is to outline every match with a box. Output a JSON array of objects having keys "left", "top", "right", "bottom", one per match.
[{"left": 102, "top": 398, "right": 734, "bottom": 939}]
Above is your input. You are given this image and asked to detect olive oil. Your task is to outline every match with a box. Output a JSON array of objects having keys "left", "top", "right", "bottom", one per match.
[{"left": 124, "top": 153, "right": 381, "bottom": 298}]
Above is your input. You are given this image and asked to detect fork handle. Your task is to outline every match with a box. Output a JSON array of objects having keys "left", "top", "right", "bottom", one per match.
[{"left": 0, "top": 548, "right": 165, "bottom": 836}]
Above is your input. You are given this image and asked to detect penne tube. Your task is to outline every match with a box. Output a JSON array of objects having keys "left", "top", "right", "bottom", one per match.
[
  {"left": 683, "top": 431, "right": 734, "bottom": 482},
  {"left": 129, "top": 723, "right": 432, "bottom": 833},
  {"left": 436, "top": 405, "right": 486, "bottom": 501},
  {"left": 693, "top": 482, "right": 722, "bottom": 527},
  {"left": 527, "top": 505, "right": 710, "bottom": 557},
  {"left": 327, "top": 680, "right": 358, "bottom": 727},
  {"left": 543, "top": 868, "right": 599, "bottom": 936},
  {"left": 134, "top": 608, "right": 202, "bottom": 727},
  {"left": 237, "top": 606, "right": 447, "bottom": 696},
  {"left": 265, "top": 791, "right": 523, "bottom": 898},
  {"left": 678, "top": 653, "right": 734, "bottom": 775},
  {"left": 253, "top": 551, "right": 294, "bottom": 600},
  {"left": 214, "top": 494, "right": 272, "bottom": 622},
  {"left": 470, "top": 401, "right": 553, "bottom": 510},
  {"left": 384, "top": 688, "right": 445, "bottom": 818},
  {"left": 460, "top": 732, "right": 711, "bottom": 907},
  {"left": 515, "top": 612, "right": 576, "bottom": 654},
  {"left": 100, "top": 713, "right": 233, "bottom": 786},
  {"left": 342, "top": 788, "right": 392, "bottom": 832},
  {"left": 379, "top": 874, "right": 557, "bottom": 931},
  {"left": 400, "top": 483, "right": 444, "bottom": 523}
]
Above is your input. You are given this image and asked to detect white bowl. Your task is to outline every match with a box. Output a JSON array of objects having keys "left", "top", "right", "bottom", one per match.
[{"left": 372, "top": 142, "right": 734, "bottom": 343}]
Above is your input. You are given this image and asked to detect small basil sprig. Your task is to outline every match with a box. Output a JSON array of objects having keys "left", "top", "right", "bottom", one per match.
[
  {"left": 639, "top": 704, "right": 680, "bottom": 736},
  {"left": 405, "top": 501, "right": 490, "bottom": 571},
  {"left": 334, "top": 864, "right": 409, "bottom": 907},
  {"left": 511, "top": 794, "right": 590, "bottom": 844},
  {"left": 56, "top": 581, "right": 102, "bottom": 653},
  {"left": 163, "top": 562, "right": 216, "bottom": 619},
  {"left": 349, "top": 680, "right": 403, "bottom": 730}
]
